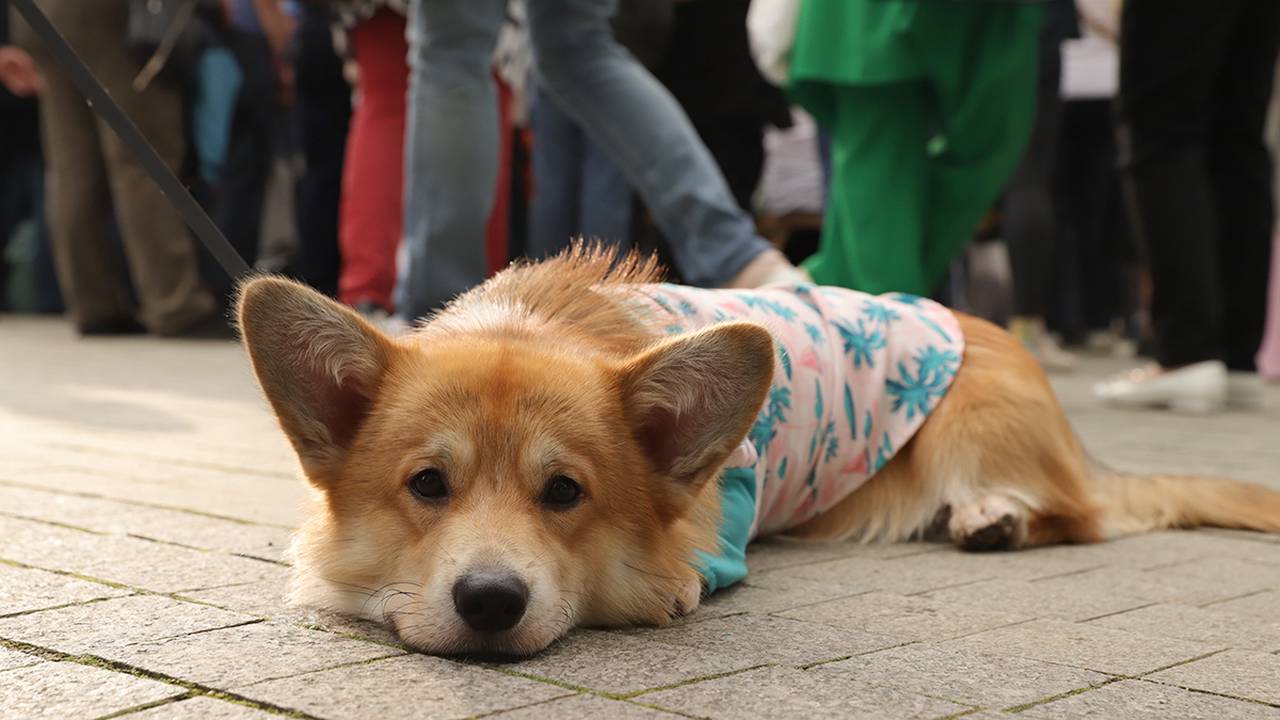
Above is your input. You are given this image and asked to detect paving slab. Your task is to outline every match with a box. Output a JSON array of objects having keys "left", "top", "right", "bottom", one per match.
[
  {"left": 122, "top": 696, "right": 281, "bottom": 719},
  {"left": 642, "top": 665, "right": 969, "bottom": 719},
  {"left": 0, "top": 483, "right": 291, "bottom": 561},
  {"left": 816, "top": 642, "right": 1110, "bottom": 710},
  {"left": 0, "top": 645, "right": 43, "bottom": 672},
  {"left": 1148, "top": 649, "right": 1280, "bottom": 705},
  {"left": 1205, "top": 590, "right": 1280, "bottom": 620},
  {"left": 0, "top": 594, "right": 255, "bottom": 656},
  {"left": 1018, "top": 679, "right": 1280, "bottom": 719},
  {"left": 503, "top": 629, "right": 760, "bottom": 696},
  {"left": 180, "top": 580, "right": 402, "bottom": 645},
  {"left": 235, "top": 653, "right": 569, "bottom": 720},
  {"left": 759, "top": 555, "right": 983, "bottom": 596},
  {"left": 0, "top": 562, "right": 129, "bottom": 616},
  {"left": 0, "top": 660, "right": 183, "bottom": 720},
  {"left": 1091, "top": 603, "right": 1280, "bottom": 652},
  {"left": 491, "top": 694, "right": 684, "bottom": 718},
  {"left": 1031, "top": 558, "right": 1280, "bottom": 607},
  {"left": 921, "top": 577, "right": 1151, "bottom": 622},
  {"left": 693, "top": 575, "right": 860, "bottom": 618},
  {"left": 778, "top": 591, "right": 1030, "bottom": 643},
  {"left": 0, "top": 515, "right": 286, "bottom": 592},
  {"left": 937, "top": 618, "right": 1222, "bottom": 677},
  {"left": 635, "top": 612, "right": 900, "bottom": 667},
  {"left": 105, "top": 621, "right": 402, "bottom": 687}
]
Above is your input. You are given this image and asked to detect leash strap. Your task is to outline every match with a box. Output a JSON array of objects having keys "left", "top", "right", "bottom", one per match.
[{"left": 11, "top": 0, "right": 252, "bottom": 280}]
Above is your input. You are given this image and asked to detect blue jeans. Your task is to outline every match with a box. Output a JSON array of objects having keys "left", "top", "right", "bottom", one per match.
[
  {"left": 527, "top": 84, "right": 632, "bottom": 259},
  {"left": 397, "top": 0, "right": 770, "bottom": 318}
]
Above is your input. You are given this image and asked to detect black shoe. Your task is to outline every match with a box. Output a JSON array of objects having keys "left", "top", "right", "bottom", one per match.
[{"left": 79, "top": 318, "right": 147, "bottom": 336}]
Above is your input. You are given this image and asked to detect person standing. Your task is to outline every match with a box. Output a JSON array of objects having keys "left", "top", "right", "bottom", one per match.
[
  {"left": 395, "top": 0, "right": 803, "bottom": 322},
  {"left": 11, "top": 0, "right": 219, "bottom": 336},
  {"left": 787, "top": 0, "right": 1043, "bottom": 297},
  {"left": 332, "top": 1, "right": 408, "bottom": 318},
  {"left": 1004, "top": 0, "right": 1079, "bottom": 372},
  {"left": 1096, "top": 0, "right": 1279, "bottom": 411}
]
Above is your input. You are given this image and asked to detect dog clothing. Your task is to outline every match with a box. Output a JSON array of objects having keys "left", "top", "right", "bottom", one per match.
[{"left": 631, "top": 283, "right": 965, "bottom": 592}]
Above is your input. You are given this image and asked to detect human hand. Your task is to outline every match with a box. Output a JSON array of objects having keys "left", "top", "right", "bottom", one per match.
[{"left": 0, "top": 46, "right": 43, "bottom": 96}]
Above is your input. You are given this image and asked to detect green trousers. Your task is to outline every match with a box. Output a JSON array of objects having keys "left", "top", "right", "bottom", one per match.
[{"left": 791, "top": 3, "right": 1042, "bottom": 296}]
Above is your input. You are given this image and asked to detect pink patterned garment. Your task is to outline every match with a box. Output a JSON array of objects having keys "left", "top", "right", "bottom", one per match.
[{"left": 624, "top": 282, "right": 965, "bottom": 590}]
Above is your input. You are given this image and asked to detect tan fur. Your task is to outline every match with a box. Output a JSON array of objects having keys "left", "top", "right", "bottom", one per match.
[
  {"left": 238, "top": 244, "right": 1280, "bottom": 657},
  {"left": 790, "top": 314, "right": 1280, "bottom": 547}
]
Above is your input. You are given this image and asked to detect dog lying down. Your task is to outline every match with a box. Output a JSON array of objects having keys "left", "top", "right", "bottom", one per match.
[{"left": 237, "top": 245, "right": 1280, "bottom": 658}]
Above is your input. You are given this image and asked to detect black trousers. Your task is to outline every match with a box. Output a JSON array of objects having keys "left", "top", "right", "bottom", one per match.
[
  {"left": 289, "top": 2, "right": 350, "bottom": 297},
  {"left": 1053, "top": 99, "right": 1135, "bottom": 336},
  {"left": 211, "top": 29, "right": 278, "bottom": 296},
  {"left": 1006, "top": 28, "right": 1063, "bottom": 319},
  {"left": 1119, "top": 0, "right": 1279, "bottom": 371}
]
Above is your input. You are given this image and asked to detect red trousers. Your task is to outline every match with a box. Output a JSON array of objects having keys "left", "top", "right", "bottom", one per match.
[{"left": 338, "top": 9, "right": 406, "bottom": 311}]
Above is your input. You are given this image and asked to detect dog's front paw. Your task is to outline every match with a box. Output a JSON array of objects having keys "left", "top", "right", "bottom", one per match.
[{"left": 671, "top": 575, "right": 704, "bottom": 620}]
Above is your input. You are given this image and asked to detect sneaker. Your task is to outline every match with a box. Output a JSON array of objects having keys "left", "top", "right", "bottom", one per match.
[
  {"left": 1093, "top": 360, "right": 1228, "bottom": 413},
  {"left": 1009, "top": 316, "right": 1077, "bottom": 373},
  {"left": 1083, "top": 322, "right": 1139, "bottom": 359},
  {"left": 1228, "top": 371, "right": 1265, "bottom": 411}
]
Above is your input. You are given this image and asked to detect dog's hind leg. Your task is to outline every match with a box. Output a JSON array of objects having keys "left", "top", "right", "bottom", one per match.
[{"left": 789, "top": 314, "right": 1105, "bottom": 550}]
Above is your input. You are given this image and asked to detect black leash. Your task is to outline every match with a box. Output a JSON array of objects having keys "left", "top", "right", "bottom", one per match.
[{"left": 11, "top": 0, "right": 252, "bottom": 280}]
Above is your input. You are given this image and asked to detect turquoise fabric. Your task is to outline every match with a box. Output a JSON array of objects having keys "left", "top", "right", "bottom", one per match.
[
  {"left": 192, "top": 48, "right": 243, "bottom": 185},
  {"left": 695, "top": 466, "right": 758, "bottom": 593}
]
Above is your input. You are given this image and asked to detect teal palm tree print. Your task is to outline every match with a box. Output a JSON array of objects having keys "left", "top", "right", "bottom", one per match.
[{"left": 835, "top": 319, "right": 886, "bottom": 368}]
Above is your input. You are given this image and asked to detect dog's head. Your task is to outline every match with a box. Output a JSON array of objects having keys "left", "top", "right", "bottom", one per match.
[{"left": 237, "top": 277, "right": 772, "bottom": 657}]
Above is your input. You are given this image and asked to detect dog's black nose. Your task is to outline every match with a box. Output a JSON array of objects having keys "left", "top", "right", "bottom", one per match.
[{"left": 452, "top": 572, "right": 529, "bottom": 633}]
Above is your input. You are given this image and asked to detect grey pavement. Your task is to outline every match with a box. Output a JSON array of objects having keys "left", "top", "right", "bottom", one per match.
[{"left": 1, "top": 315, "right": 1279, "bottom": 719}]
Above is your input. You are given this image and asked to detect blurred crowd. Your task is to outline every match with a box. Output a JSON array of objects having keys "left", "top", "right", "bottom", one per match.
[{"left": 1, "top": 0, "right": 1279, "bottom": 413}]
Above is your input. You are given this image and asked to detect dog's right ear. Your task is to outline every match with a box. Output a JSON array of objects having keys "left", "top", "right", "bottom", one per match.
[{"left": 236, "top": 277, "right": 394, "bottom": 485}]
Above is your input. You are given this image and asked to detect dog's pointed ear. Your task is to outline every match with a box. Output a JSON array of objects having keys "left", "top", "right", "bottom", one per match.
[
  {"left": 618, "top": 322, "right": 774, "bottom": 489},
  {"left": 236, "top": 277, "right": 394, "bottom": 483}
]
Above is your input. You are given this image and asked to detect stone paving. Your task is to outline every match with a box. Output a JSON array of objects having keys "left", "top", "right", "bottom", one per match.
[{"left": 1, "top": 314, "right": 1279, "bottom": 719}]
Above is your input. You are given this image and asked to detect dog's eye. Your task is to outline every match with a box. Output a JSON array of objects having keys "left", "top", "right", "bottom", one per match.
[
  {"left": 408, "top": 469, "right": 448, "bottom": 502},
  {"left": 540, "top": 475, "right": 582, "bottom": 509}
]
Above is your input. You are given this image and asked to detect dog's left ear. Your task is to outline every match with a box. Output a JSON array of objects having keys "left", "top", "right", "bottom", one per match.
[
  {"left": 236, "top": 277, "right": 394, "bottom": 484},
  {"left": 617, "top": 322, "right": 774, "bottom": 490}
]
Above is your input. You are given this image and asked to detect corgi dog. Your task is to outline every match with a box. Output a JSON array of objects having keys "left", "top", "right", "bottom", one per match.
[{"left": 237, "top": 245, "right": 1280, "bottom": 658}]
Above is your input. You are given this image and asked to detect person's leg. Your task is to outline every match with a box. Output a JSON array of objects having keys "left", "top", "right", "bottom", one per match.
[
  {"left": 920, "top": 4, "right": 1042, "bottom": 293},
  {"left": 1209, "top": 0, "right": 1279, "bottom": 372},
  {"left": 79, "top": 2, "right": 216, "bottom": 333},
  {"left": 1006, "top": 30, "right": 1063, "bottom": 322},
  {"left": 526, "top": 83, "right": 584, "bottom": 259},
  {"left": 1004, "top": 29, "right": 1074, "bottom": 369},
  {"left": 577, "top": 120, "right": 633, "bottom": 250},
  {"left": 396, "top": 0, "right": 506, "bottom": 319},
  {"left": 802, "top": 83, "right": 931, "bottom": 294},
  {"left": 1117, "top": 0, "right": 1241, "bottom": 369},
  {"left": 290, "top": 0, "right": 350, "bottom": 297},
  {"left": 525, "top": 0, "right": 772, "bottom": 287},
  {"left": 215, "top": 30, "right": 278, "bottom": 279},
  {"left": 338, "top": 8, "right": 408, "bottom": 312},
  {"left": 27, "top": 44, "right": 129, "bottom": 329}
]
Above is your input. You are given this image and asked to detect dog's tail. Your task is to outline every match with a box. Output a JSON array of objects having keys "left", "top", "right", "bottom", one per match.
[{"left": 1089, "top": 459, "right": 1280, "bottom": 537}]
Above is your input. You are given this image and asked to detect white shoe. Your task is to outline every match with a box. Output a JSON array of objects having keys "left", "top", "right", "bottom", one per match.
[
  {"left": 1228, "top": 371, "right": 1265, "bottom": 411},
  {"left": 1084, "top": 323, "right": 1139, "bottom": 359},
  {"left": 1094, "top": 360, "right": 1228, "bottom": 413}
]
